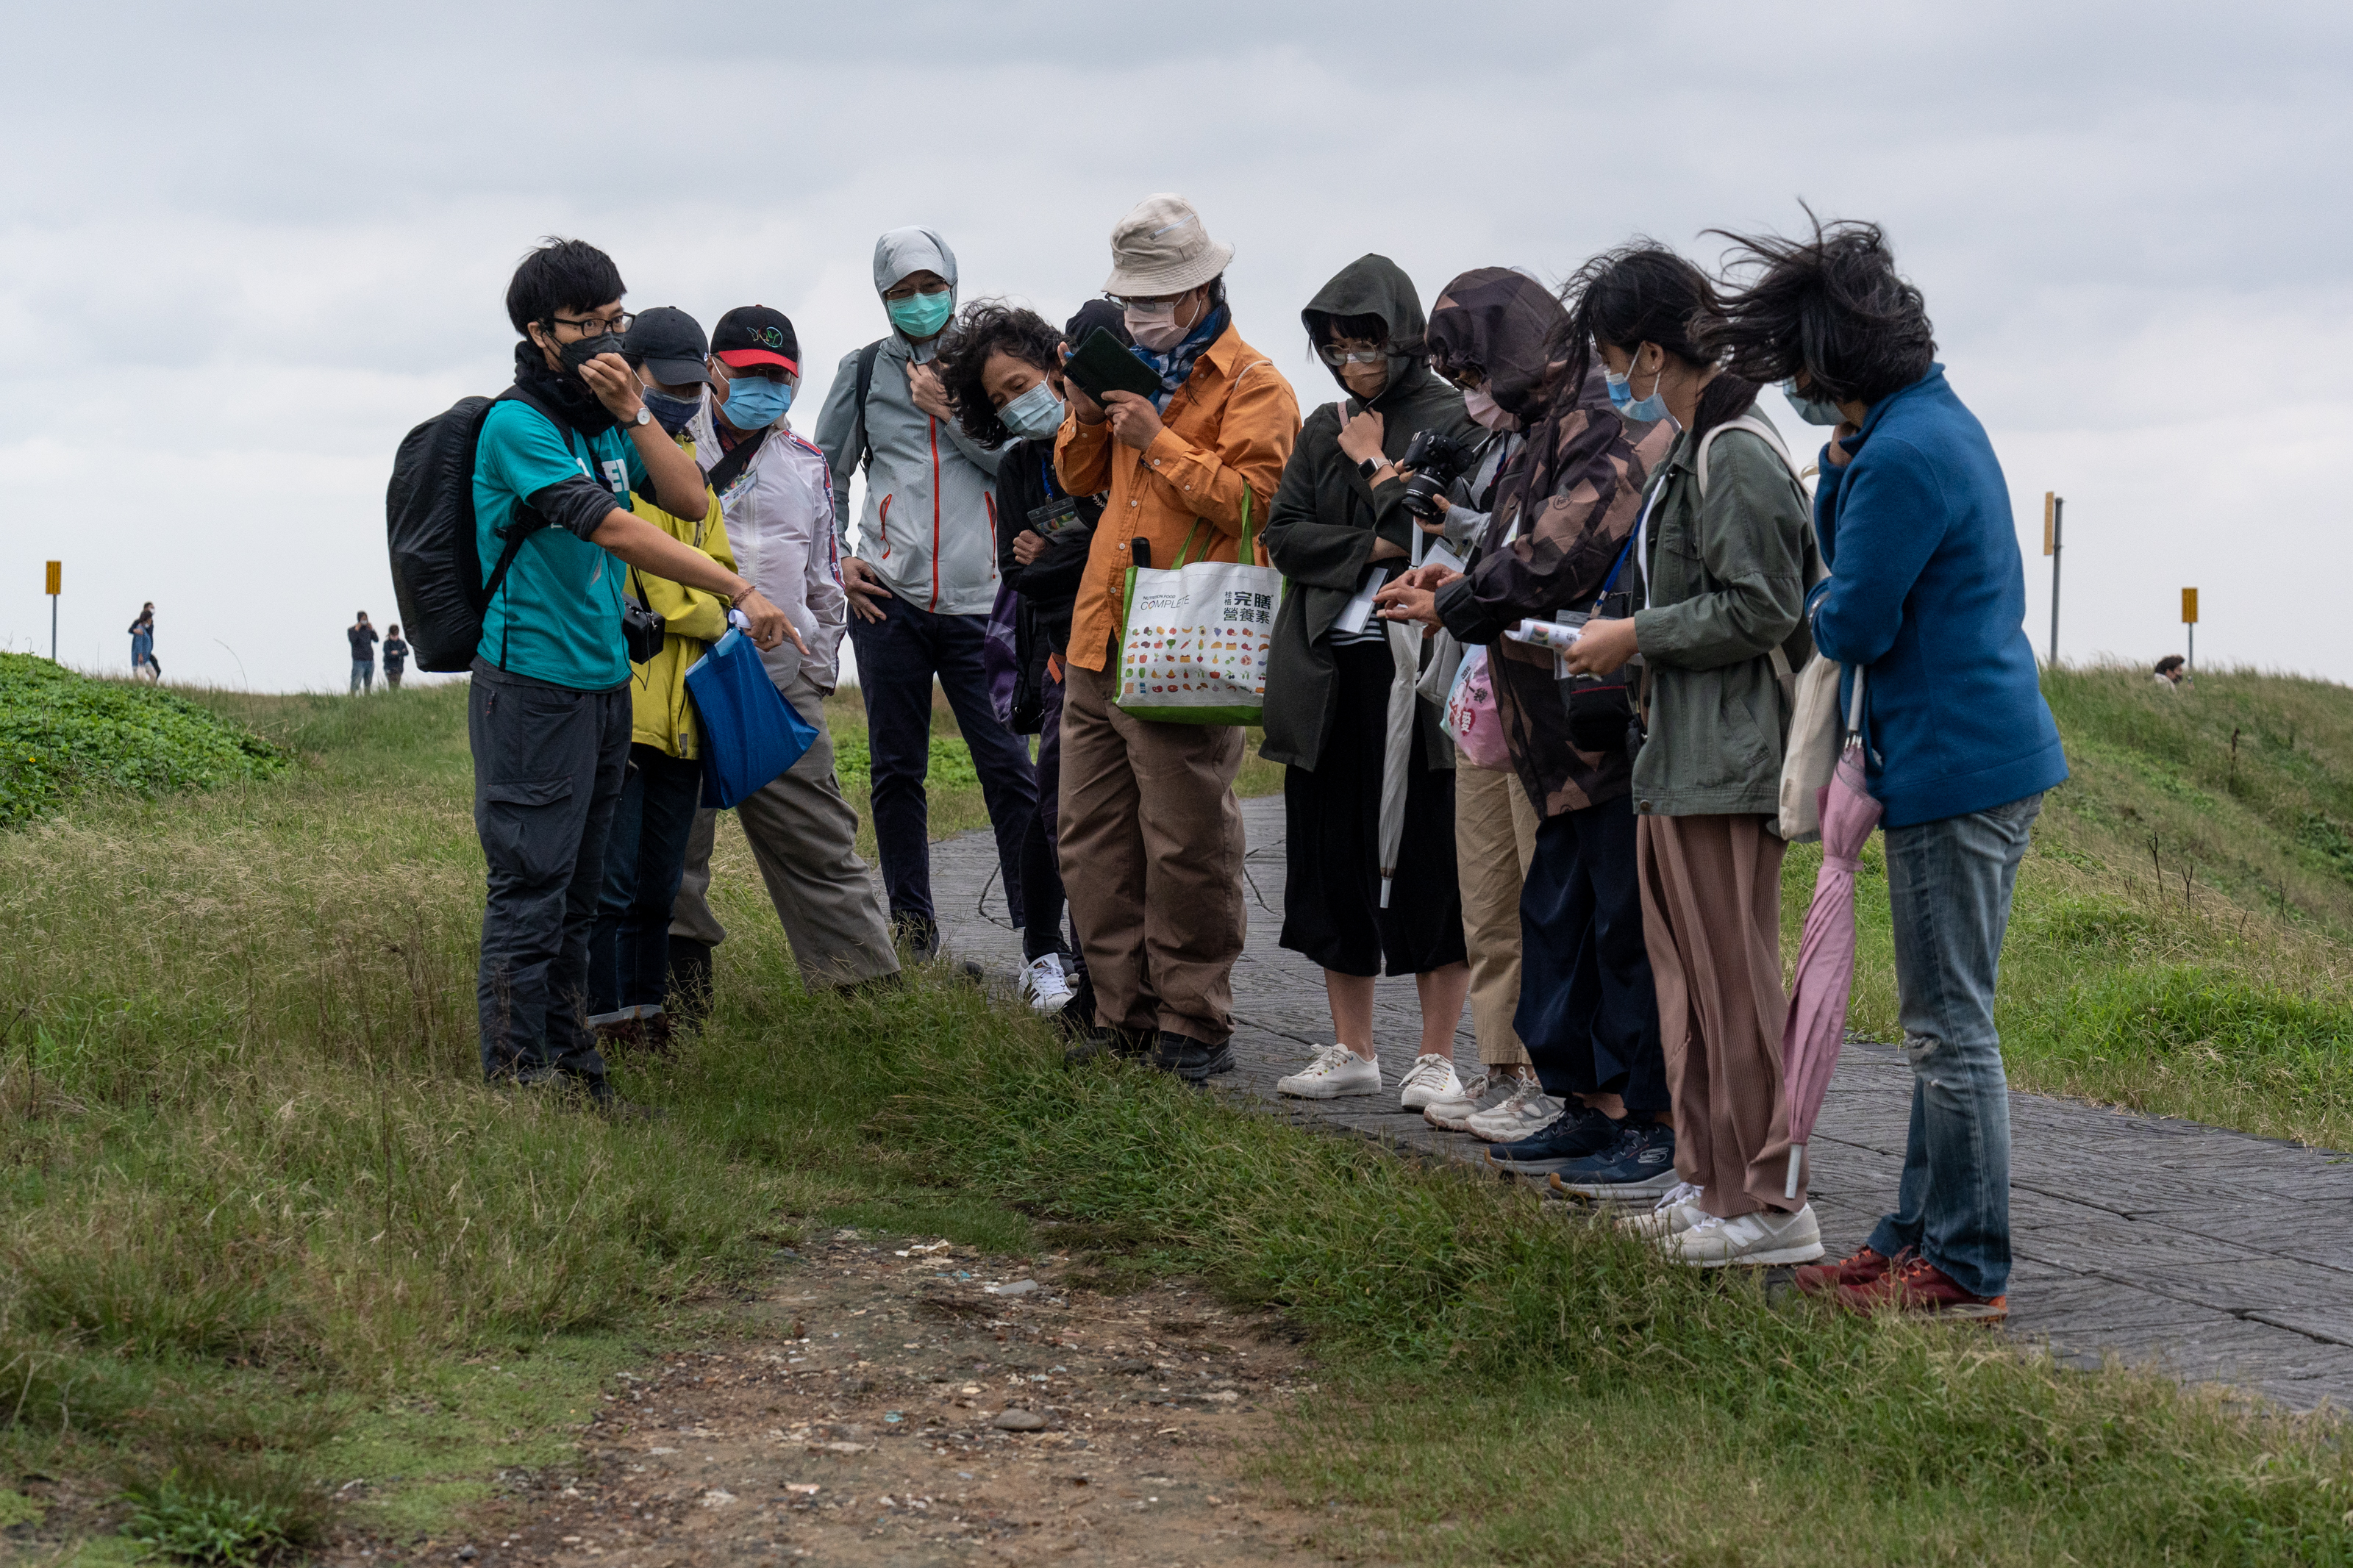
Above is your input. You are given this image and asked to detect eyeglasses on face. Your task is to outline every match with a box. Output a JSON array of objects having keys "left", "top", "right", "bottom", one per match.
[
  {"left": 1107, "top": 294, "right": 1179, "bottom": 316},
  {"left": 1318, "top": 343, "right": 1388, "bottom": 367},
  {"left": 551, "top": 310, "right": 635, "bottom": 337}
]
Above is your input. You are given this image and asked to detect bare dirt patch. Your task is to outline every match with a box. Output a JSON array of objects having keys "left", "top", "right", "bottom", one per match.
[{"left": 338, "top": 1231, "right": 1346, "bottom": 1566}]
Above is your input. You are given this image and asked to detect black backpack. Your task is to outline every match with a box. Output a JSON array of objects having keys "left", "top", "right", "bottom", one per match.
[{"left": 385, "top": 387, "right": 577, "bottom": 673}]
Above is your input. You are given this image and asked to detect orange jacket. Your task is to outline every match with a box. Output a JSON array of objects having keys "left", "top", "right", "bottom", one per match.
[{"left": 1054, "top": 324, "right": 1299, "bottom": 673}]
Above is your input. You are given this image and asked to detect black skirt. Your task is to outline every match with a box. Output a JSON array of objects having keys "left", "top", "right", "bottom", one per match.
[{"left": 1279, "top": 640, "right": 1466, "bottom": 978}]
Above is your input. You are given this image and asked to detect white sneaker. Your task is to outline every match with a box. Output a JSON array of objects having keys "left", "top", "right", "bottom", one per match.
[
  {"left": 1463, "top": 1078, "right": 1565, "bottom": 1143},
  {"left": 1023, "top": 954, "right": 1074, "bottom": 1013},
  {"left": 1397, "top": 1053, "right": 1463, "bottom": 1111},
  {"left": 1617, "top": 1181, "right": 1705, "bottom": 1239},
  {"left": 1665, "top": 1203, "right": 1825, "bottom": 1268},
  {"left": 1277, "top": 1045, "right": 1382, "bottom": 1099},
  {"left": 1421, "top": 1073, "right": 1492, "bottom": 1131}
]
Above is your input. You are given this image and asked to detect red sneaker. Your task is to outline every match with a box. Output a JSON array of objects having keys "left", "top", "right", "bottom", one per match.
[
  {"left": 1793, "top": 1245, "right": 1906, "bottom": 1298},
  {"left": 1836, "top": 1254, "right": 2008, "bottom": 1322}
]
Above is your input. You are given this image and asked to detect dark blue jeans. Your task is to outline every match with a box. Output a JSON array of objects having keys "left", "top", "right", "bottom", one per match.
[
  {"left": 588, "top": 743, "right": 705, "bottom": 1020},
  {"left": 1515, "top": 798, "right": 1668, "bottom": 1114},
  {"left": 848, "top": 593, "right": 1038, "bottom": 948},
  {"left": 1865, "top": 792, "right": 2043, "bottom": 1300}
]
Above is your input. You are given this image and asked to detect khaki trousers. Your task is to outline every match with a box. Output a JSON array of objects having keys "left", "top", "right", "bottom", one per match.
[
  {"left": 1638, "top": 813, "right": 1794, "bottom": 1219},
  {"left": 670, "top": 670, "right": 899, "bottom": 992},
  {"left": 1057, "top": 655, "right": 1247, "bottom": 1045},
  {"left": 1456, "top": 763, "right": 1540, "bottom": 1066}
]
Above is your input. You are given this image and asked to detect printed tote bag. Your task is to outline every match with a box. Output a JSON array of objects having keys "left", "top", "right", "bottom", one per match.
[{"left": 1113, "top": 488, "right": 1280, "bottom": 726}]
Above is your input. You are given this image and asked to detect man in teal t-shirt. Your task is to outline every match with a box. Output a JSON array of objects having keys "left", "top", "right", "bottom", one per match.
[{"left": 468, "top": 237, "right": 793, "bottom": 1103}]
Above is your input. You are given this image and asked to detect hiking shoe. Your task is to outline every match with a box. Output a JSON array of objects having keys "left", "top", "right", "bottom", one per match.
[
  {"left": 1793, "top": 1245, "right": 1908, "bottom": 1299},
  {"left": 1835, "top": 1254, "right": 2008, "bottom": 1321},
  {"left": 1421, "top": 1072, "right": 1492, "bottom": 1131},
  {"left": 1617, "top": 1180, "right": 1706, "bottom": 1239},
  {"left": 1277, "top": 1045, "right": 1382, "bottom": 1099},
  {"left": 1482, "top": 1106, "right": 1621, "bottom": 1179},
  {"left": 1062, "top": 1026, "right": 1151, "bottom": 1067},
  {"left": 1150, "top": 1031, "right": 1235, "bottom": 1082},
  {"left": 1397, "top": 1053, "right": 1463, "bottom": 1111},
  {"left": 1464, "top": 1079, "right": 1565, "bottom": 1143},
  {"left": 1665, "top": 1203, "right": 1825, "bottom": 1268},
  {"left": 1549, "top": 1121, "right": 1680, "bottom": 1205},
  {"left": 1024, "top": 954, "right": 1075, "bottom": 1014}
]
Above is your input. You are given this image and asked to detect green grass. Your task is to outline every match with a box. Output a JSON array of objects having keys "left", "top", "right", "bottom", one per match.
[
  {"left": 0, "top": 655, "right": 285, "bottom": 827},
  {"left": 1, "top": 676, "right": 2349, "bottom": 1563}
]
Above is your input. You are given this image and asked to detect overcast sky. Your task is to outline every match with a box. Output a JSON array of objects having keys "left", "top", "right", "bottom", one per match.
[{"left": 3, "top": 1, "right": 2345, "bottom": 690}]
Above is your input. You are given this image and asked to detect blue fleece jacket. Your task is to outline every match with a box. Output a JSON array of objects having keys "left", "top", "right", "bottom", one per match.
[{"left": 1805, "top": 365, "right": 2067, "bottom": 828}]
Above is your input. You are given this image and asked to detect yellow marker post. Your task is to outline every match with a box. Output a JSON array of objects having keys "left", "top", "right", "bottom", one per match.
[
  {"left": 43, "top": 560, "right": 60, "bottom": 662},
  {"left": 2182, "top": 587, "right": 2199, "bottom": 676},
  {"left": 2042, "top": 493, "right": 2063, "bottom": 665}
]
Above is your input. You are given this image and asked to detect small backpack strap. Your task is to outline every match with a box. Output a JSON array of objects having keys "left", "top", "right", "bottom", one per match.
[
  {"left": 1696, "top": 414, "right": 1800, "bottom": 496},
  {"left": 852, "top": 340, "right": 884, "bottom": 472}
]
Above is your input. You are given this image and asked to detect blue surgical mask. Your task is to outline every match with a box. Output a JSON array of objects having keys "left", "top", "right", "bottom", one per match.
[
  {"left": 999, "top": 380, "right": 1066, "bottom": 440},
  {"left": 643, "top": 387, "right": 704, "bottom": 434},
  {"left": 1604, "top": 347, "right": 1670, "bottom": 425},
  {"left": 1781, "top": 381, "right": 1846, "bottom": 426},
  {"left": 886, "top": 289, "right": 954, "bottom": 340},
  {"left": 721, "top": 376, "right": 793, "bottom": 430}
]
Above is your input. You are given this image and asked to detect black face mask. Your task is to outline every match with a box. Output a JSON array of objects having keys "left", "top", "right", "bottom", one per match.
[{"left": 557, "top": 331, "right": 628, "bottom": 375}]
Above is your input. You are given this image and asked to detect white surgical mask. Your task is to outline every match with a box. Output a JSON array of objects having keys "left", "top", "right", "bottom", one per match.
[
  {"left": 999, "top": 379, "right": 1066, "bottom": 440},
  {"left": 1125, "top": 295, "right": 1193, "bottom": 352},
  {"left": 1463, "top": 386, "right": 1517, "bottom": 432}
]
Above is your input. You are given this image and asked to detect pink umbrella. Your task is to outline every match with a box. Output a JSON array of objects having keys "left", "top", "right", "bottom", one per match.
[{"left": 1782, "top": 672, "right": 1879, "bottom": 1200}]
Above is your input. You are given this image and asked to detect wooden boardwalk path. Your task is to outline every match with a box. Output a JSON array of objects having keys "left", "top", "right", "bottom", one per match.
[{"left": 916, "top": 793, "right": 2353, "bottom": 1411}]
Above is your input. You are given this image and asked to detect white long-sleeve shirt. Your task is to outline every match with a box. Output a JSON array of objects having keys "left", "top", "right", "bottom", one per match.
[{"left": 692, "top": 407, "right": 849, "bottom": 692}]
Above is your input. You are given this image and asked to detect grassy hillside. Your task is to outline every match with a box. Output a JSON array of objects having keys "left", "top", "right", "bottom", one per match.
[{"left": 1800, "top": 662, "right": 2353, "bottom": 1150}]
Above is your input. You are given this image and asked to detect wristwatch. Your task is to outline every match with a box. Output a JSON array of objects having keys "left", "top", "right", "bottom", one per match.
[
  {"left": 629, "top": 406, "right": 651, "bottom": 428},
  {"left": 1358, "top": 457, "right": 1379, "bottom": 478}
]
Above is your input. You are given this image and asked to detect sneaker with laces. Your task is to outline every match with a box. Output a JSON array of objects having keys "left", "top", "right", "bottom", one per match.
[
  {"left": 1421, "top": 1072, "right": 1491, "bottom": 1131},
  {"left": 1616, "top": 1180, "right": 1705, "bottom": 1239},
  {"left": 1835, "top": 1254, "right": 2007, "bottom": 1320},
  {"left": 1023, "top": 953, "right": 1074, "bottom": 1013},
  {"left": 1277, "top": 1044, "right": 1382, "bottom": 1099},
  {"left": 1463, "top": 1079, "right": 1565, "bottom": 1143},
  {"left": 1665, "top": 1203, "right": 1825, "bottom": 1267},
  {"left": 1793, "top": 1245, "right": 1907, "bottom": 1298},
  {"left": 1482, "top": 1106, "right": 1621, "bottom": 1179},
  {"left": 1396, "top": 1053, "right": 1463, "bottom": 1111},
  {"left": 1549, "top": 1121, "right": 1680, "bottom": 1205}
]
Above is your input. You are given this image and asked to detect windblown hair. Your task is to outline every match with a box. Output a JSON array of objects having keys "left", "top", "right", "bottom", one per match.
[
  {"left": 504, "top": 237, "right": 625, "bottom": 336},
  {"left": 935, "top": 298, "right": 1064, "bottom": 446},
  {"left": 1700, "top": 213, "right": 1936, "bottom": 407},
  {"left": 1554, "top": 241, "right": 1721, "bottom": 411}
]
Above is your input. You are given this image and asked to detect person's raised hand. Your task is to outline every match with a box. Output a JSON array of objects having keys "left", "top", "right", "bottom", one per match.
[
  {"left": 841, "top": 556, "right": 891, "bottom": 625},
  {"left": 1561, "top": 614, "right": 1640, "bottom": 676},
  {"left": 907, "top": 362, "right": 954, "bottom": 423},
  {"left": 1374, "top": 579, "right": 1440, "bottom": 629},
  {"left": 1103, "top": 390, "right": 1163, "bottom": 451},
  {"left": 1012, "top": 529, "right": 1047, "bottom": 566},
  {"left": 733, "top": 587, "right": 803, "bottom": 655},
  {"left": 1337, "top": 405, "right": 1387, "bottom": 467},
  {"left": 1060, "top": 343, "right": 1107, "bottom": 425},
  {"left": 1824, "top": 420, "right": 1860, "bottom": 468},
  {"left": 578, "top": 353, "right": 646, "bottom": 425},
  {"left": 1393, "top": 563, "right": 1463, "bottom": 593}
]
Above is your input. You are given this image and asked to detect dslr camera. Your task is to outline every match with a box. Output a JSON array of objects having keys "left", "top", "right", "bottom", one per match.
[{"left": 1396, "top": 429, "right": 1477, "bottom": 521}]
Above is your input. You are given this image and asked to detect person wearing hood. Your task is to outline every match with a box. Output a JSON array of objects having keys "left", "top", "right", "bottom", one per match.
[
  {"left": 1055, "top": 193, "right": 1300, "bottom": 1081},
  {"left": 1257, "top": 254, "right": 1475, "bottom": 1106},
  {"left": 813, "top": 226, "right": 1039, "bottom": 962},
  {"left": 1375, "top": 267, "right": 1677, "bottom": 1189}
]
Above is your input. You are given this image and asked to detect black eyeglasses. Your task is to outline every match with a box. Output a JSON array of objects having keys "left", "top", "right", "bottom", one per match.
[
  {"left": 1437, "top": 363, "right": 1486, "bottom": 390},
  {"left": 551, "top": 311, "right": 635, "bottom": 337},
  {"left": 1318, "top": 343, "right": 1389, "bottom": 367}
]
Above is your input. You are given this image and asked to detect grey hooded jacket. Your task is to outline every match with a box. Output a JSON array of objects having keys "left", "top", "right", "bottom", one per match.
[{"left": 812, "top": 227, "right": 1007, "bottom": 617}]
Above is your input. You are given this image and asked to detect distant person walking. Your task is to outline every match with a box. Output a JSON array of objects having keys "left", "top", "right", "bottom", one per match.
[
  {"left": 349, "top": 612, "right": 379, "bottom": 693},
  {"left": 128, "top": 603, "right": 160, "bottom": 681},
  {"left": 382, "top": 625, "right": 410, "bottom": 690}
]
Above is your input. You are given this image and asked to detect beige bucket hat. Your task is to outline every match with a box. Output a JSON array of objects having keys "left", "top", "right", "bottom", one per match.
[{"left": 1101, "top": 193, "right": 1235, "bottom": 298}]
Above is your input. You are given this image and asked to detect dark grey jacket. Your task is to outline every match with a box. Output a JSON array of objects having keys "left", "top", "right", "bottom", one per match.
[
  {"left": 1259, "top": 254, "right": 1478, "bottom": 770},
  {"left": 1629, "top": 415, "right": 1815, "bottom": 819}
]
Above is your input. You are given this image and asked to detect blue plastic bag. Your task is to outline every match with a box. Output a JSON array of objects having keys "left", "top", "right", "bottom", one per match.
[{"left": 684, "top": 621, "right": 818, "bottom": 809}]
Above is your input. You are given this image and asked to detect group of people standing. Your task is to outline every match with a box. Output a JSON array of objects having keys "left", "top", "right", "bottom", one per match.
[
  {"left": 346, "top": 612, "right": 410, "bottom": 692},
  {"left": 457, "top": 193, "right": 2065, "bottom": 1325}
]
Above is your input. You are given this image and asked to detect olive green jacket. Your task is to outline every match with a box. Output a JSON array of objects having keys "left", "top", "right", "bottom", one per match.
[{"left": 1628, "top": 417, "right": 1816, "bottom": 819}]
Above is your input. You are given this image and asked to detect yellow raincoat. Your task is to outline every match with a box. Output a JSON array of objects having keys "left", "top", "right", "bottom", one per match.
[{"left": 626, "top": 432, "right": 735, "bottom": 760}]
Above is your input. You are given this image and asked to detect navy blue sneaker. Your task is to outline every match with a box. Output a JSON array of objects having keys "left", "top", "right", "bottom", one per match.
[
  {"left": 1549, "top": 1121, "right": 1679, "bottom": 1206},
  {"left": 1482, "top": 1106, "right": 1620, "bottom": 1179}
]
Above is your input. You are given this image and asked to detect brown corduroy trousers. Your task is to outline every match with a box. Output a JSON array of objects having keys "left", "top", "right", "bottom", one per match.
[{"left": 1637, "top": 812, "right": 1796, "bottom": 1218}]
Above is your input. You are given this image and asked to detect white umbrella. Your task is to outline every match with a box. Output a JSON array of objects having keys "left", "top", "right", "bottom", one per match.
[{"left": 1377, "top": 617, "right": 1424, "bottom": 908}]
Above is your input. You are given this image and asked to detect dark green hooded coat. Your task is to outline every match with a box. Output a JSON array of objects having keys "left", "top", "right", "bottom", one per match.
[{"left": 1258, "top": 254, "right": 1479, "bottom": 770}]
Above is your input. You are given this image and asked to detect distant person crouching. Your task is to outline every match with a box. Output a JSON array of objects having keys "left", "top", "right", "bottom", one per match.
[{"left": 2154, "top": 654, "right": 2188, "bottom": 687}]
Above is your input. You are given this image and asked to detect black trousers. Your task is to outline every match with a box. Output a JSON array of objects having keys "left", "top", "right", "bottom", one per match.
[
  {"left": 469, "top": 659, "right": 630, "bottom": 1086},
  {"left": 1514, "top": 797, "right": 1668, "bottom": 1113},
  {"left": 1279, "top": 641, "right": 1465, "bottom": 978}
]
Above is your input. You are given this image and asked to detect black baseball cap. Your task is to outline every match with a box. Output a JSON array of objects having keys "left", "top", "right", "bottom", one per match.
[
  {"left": 623, "top": 306, "right": 714, "bottom": 387},
  {"left": 713, "top": 305, "right": 800, "bottom": 375},
  {"left": 1065, "top": 298, "right": 1131, "bottom": 347}
]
